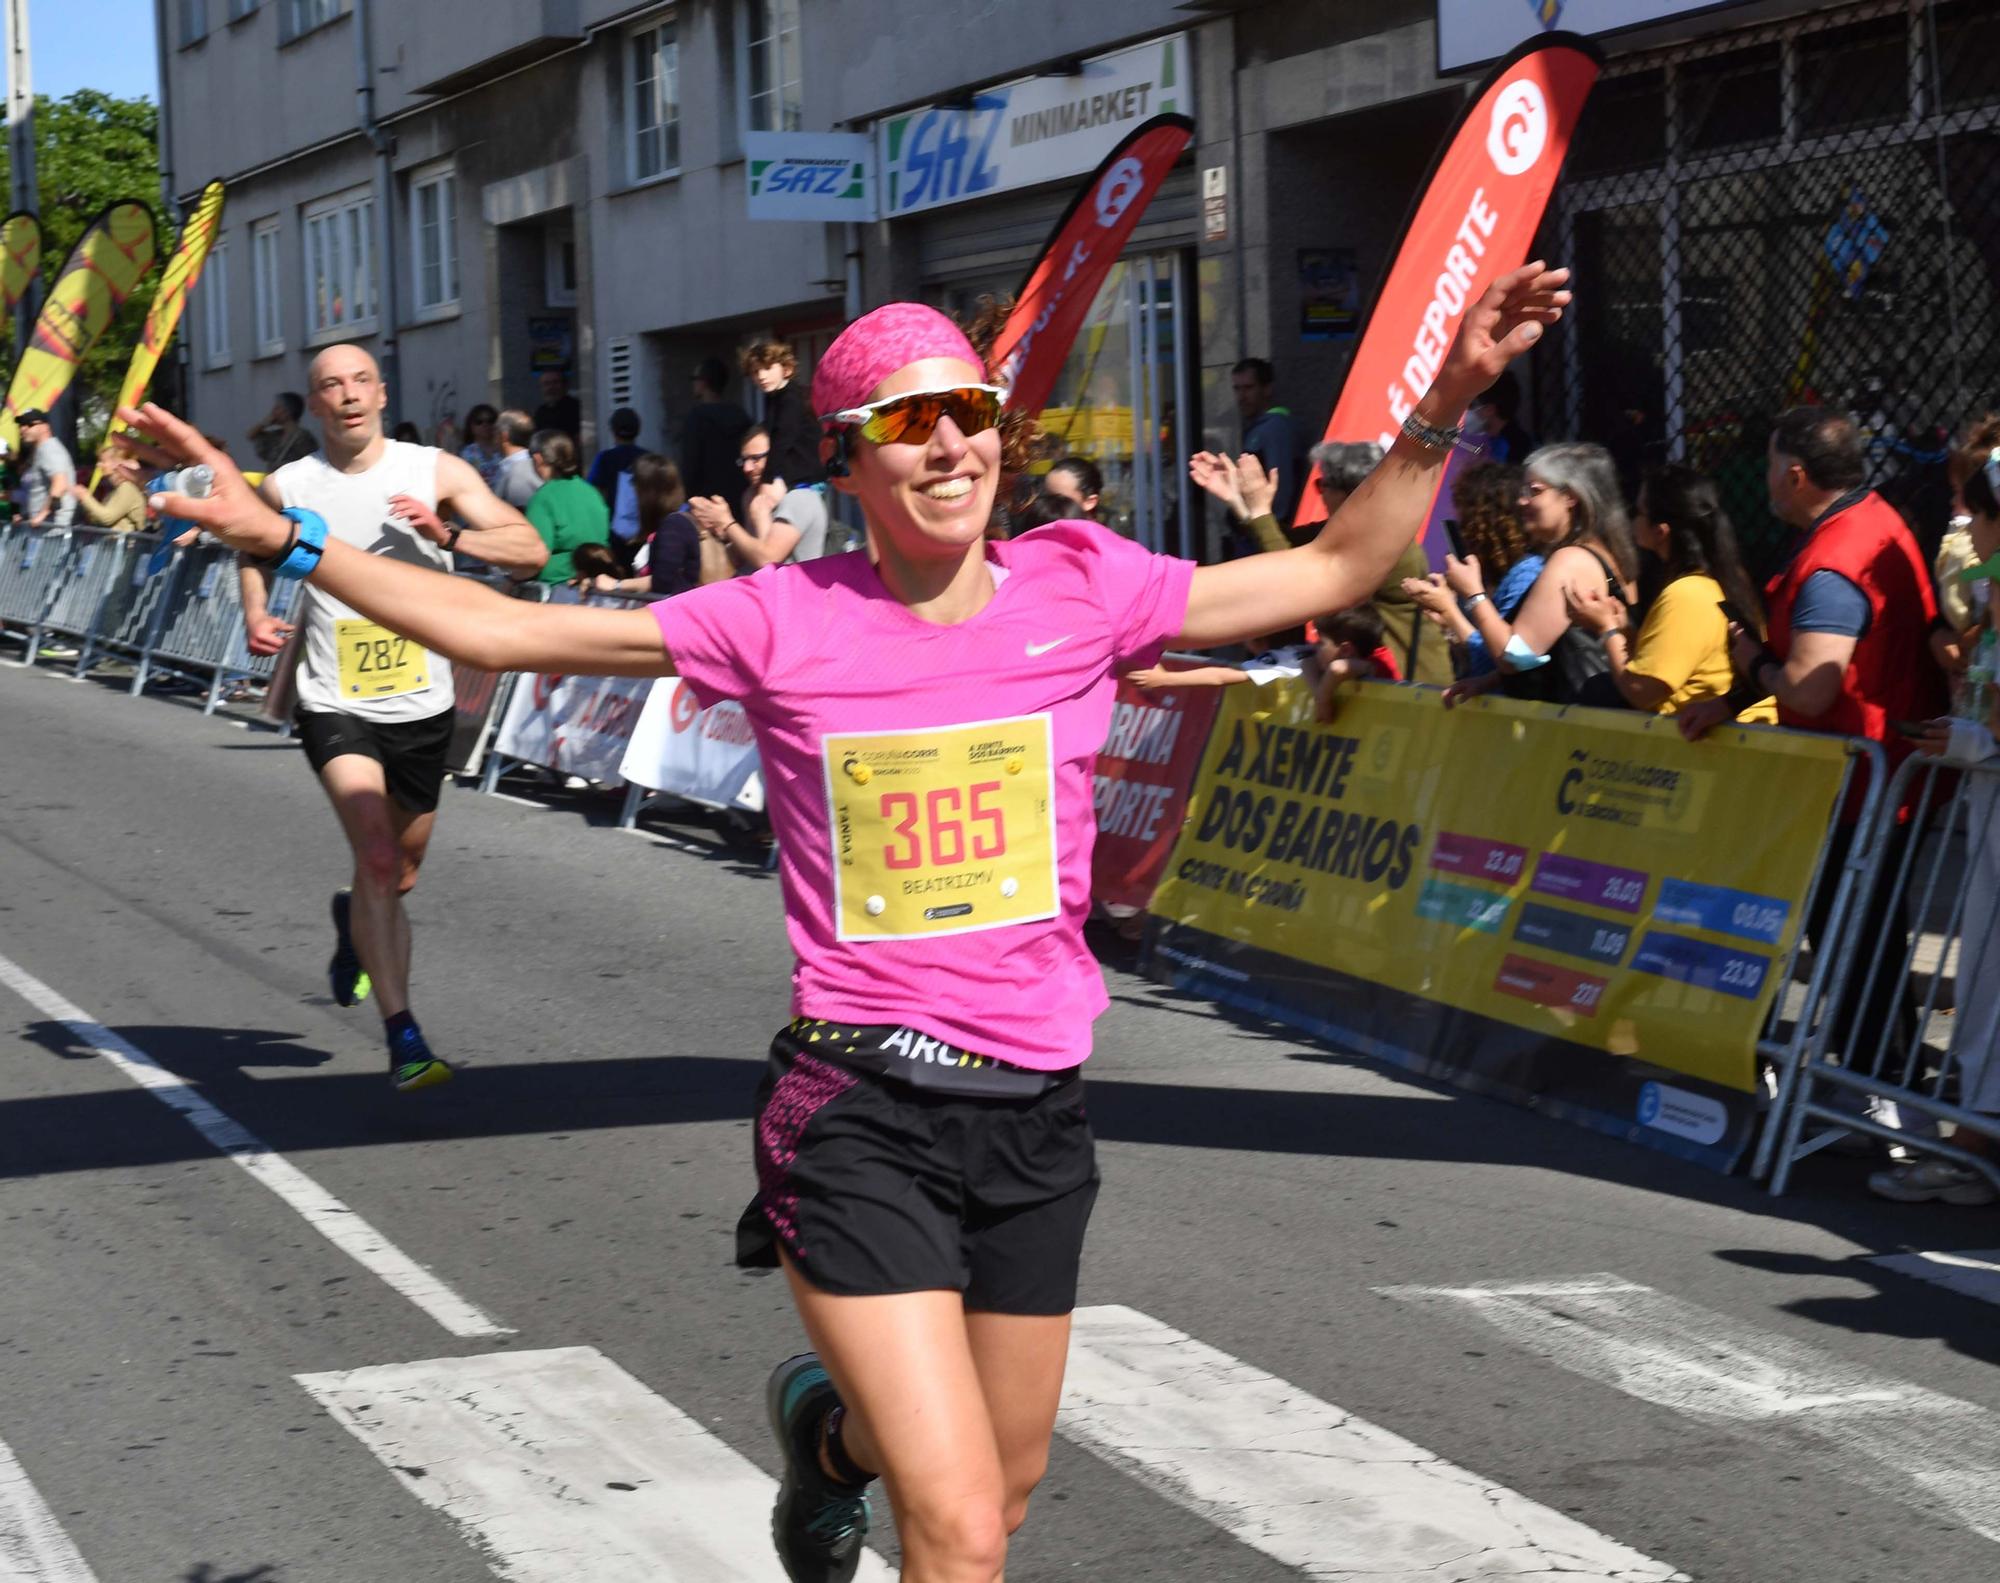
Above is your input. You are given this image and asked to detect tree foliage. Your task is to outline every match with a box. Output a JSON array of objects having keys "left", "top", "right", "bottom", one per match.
[{"left": 0, "top": 90, "right": 162, "bottom": 445}]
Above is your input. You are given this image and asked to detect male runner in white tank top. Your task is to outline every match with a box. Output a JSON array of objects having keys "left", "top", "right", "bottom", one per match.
[{"left": 238, "top": 344, "right": 548, "bottom": 1090}]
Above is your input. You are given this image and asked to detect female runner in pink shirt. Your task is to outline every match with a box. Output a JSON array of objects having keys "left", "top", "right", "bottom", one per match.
[{"left": 122, "top": 261, "right": 1566, "bottom": 1583}]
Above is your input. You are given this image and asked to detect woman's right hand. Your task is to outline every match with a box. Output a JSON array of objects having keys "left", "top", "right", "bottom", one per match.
[
  {"left": 1236, "top": 453, "right": 1278, "bottom": 521},
  {"left": 1565, "top": 581, "right": 1624, "bottom": 636},
  {"left": 1442, "top": 552, "right": 1485, "bottom": 599},
  {"left": 112, "top": 403, "right": 291, "bottom": 561}
]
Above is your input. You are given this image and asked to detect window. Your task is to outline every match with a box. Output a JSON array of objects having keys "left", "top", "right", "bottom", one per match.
[
  {"left": 745, "top": 0, "right": 802, "bottom": 132},
  {"left": 410, "top": 165, "right": 460, "bottom": 316},
  {"left": 302, "top": 188, "right": 376, "bottom": 338},
  {"left": 628, "top": 20, "right": 681, "bottom": 182},
  {"left": 229, "top": 0, "right": 259, "bottom": 20},
  {"left": 1797, "top": 16, "right": 1908, "bottom": 135},
  {"left": 545, "top": 228, "right": 577, "bottom": 308},
  {"left": 202, "top": 241, "right": 231, "bottom": 368},
  {"left": 252, "top": 219, "right": 283, "bottom": 356},
  {"left": 178, "top": 0, "right": 207, "bottom": 45},
  {"left": 1678, "top": 42, "right": 1781, "bottom": 153},
  {"left": 281, "top": 0, "right": 341, "bottom": 43}
]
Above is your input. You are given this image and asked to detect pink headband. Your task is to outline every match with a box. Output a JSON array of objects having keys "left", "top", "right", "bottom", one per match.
[{"left": 812, "top": 303, "right": 985, "bottom": 420}]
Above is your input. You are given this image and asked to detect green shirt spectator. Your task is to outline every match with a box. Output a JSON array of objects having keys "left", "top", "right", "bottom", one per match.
[{"left": 524, "top": 429, "right": 610, "bottom": 583}]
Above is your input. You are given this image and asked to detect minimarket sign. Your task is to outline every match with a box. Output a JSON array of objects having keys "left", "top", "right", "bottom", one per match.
[{"left": 876, "top": 34, "right": 1192, "bottom": 219}]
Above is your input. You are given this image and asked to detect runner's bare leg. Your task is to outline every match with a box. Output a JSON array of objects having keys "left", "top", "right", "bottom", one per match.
[{"left": 318, "top": 756, "right": 433, "bottom": 1020}]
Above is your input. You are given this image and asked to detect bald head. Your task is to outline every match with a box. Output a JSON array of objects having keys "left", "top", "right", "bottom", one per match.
[{"left": 306, "top": 342, "right": 388, "bottom": 456}]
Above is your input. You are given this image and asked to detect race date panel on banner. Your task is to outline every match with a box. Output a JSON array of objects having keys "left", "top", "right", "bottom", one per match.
[{"left": 823, "top": 715, "right": 1059, "bottom": 941}]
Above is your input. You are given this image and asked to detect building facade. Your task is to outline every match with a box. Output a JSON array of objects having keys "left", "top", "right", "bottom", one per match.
[{"left": 161, "top": 1, "right": 1998, "bottom": 564}]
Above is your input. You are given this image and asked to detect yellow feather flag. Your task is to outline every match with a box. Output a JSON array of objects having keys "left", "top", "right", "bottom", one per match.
[
  {"left": 1, "top": 211, "right": 40, "bottom": 311},
  {"left": 1, "top": 199, "right": 157, "bottom": 455},
  {"left": 94, "top": 181, "right": 225, "bottom": 483}
]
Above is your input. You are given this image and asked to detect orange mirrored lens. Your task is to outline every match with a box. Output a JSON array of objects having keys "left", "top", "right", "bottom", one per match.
[{"left": 857, "top": 390, "right": 1000, "bottom": 446}]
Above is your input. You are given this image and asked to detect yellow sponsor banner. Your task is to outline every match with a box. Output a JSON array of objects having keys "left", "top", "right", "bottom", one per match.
[
  {"left": 1147, "top": 682, "right": 1852, "bottom": 1096},
  {"left": 1, "top": 211, "right": 40, "bottom": 311},
  {"left": 2, "top": 199, "right": 157, "bottom": 453},
  {"left": 96, "top": 182, "right": 225, "bottom": 485}
]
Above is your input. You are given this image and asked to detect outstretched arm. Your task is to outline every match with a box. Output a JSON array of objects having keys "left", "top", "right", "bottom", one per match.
[
  {"left": 121, "top": 404, "right": 670, "bottom": 679},
  {"left": 1175, "top": 263, "right": 1569, "bottom": 649}
]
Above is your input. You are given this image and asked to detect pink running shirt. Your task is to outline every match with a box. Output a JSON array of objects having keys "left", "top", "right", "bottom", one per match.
[{"left": 652, "top": 520, "right": 1195, "bottom": 1070}]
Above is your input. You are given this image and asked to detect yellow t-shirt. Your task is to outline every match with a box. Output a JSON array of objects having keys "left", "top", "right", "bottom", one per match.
[{"left": 1628, "top": 573, "right": 1776, "bottom": 722}]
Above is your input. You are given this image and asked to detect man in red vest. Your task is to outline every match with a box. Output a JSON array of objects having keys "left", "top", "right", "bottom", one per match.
[{"left": 1685, "top": 408, "right": 1946, "bottom": 1097}]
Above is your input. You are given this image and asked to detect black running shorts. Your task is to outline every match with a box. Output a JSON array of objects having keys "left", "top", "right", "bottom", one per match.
[
  {"left": 296, "top": 707, "right": 455, "bottom": 815},
  {"left": 738, "top": 1020, "right": 1099, "bottom": 1315}
]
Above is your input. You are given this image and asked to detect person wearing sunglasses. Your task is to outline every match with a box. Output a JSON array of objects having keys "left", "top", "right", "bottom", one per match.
[{"left": 124, "top": 261, "right": 1567, "bottom": 1583}]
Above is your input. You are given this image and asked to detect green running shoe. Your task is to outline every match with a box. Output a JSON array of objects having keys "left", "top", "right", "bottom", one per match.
[
  {"left": 767, "top": 1353, "right": 870, "bottom": 1583},
  {"left": 329, "top": 889, "right": 371, "bottom": 1007},
  {"left": 388, "top": 1025, "right": 453, "bottom": 1093}
]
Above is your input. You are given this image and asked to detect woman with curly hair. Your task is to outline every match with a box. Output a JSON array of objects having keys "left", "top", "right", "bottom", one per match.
[{"left": 1404, "top": 460, "right": 1534, "bottom": 677}]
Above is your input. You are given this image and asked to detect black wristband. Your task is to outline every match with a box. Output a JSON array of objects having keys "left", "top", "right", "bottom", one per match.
[
  {"left": 260, "top": 520, "right": 300, "bottom": 572},
  {"left": 445, "top": 525, "right": 464, "bottom": 552}
]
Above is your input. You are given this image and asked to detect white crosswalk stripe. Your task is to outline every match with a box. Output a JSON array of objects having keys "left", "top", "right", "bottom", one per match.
[
  {"left": 296, "top": 1346, "right": 895, "bottom": 1582},
  {"left": 1380, "top": 1275, "right": 2000, "bottom": 1547},
  {"left": 1867, "top": 1248, "right": 2000, "bottom": 1308},
  {"left": 1059, "top": 1305, "right": 1686, "bottom": 1581},
  {"left": 0, "top": 1433, "right": 98, "bottom": 1583}
]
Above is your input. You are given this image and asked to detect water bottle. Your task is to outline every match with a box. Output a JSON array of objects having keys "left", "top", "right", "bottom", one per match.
[
  {"left": 1960, "top": 627, "right": 1998, "bottom": 724},
  {"left": 147, "top": 465, "right": 214, "bottom": 500}
]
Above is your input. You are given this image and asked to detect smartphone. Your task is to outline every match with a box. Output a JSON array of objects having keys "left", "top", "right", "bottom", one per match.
[
  {"left": 1891, "top": 719, "right": 1934, "bottom": 739},
  {"left": 1716, "top": 598, "right": 1750, "bottom": 628},
  {"left": 1444, "top": 517, "right": 1468, "bottom": 561}
]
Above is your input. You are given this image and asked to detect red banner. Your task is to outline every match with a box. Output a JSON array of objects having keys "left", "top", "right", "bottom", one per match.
[
  {"left": 1091, "top": 665, "right": 1224, "bottom": 911},
  {"left": 993, "top": 114, "right": 1194, "bottom": 419},
  {"left": 1294, "top": 36, "right": 1599, "bottom": 529}
]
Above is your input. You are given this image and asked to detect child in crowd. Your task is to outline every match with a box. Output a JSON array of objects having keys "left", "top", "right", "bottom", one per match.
[{"left": 1124, "top": 603, "right": 1400, "bottom": 722}]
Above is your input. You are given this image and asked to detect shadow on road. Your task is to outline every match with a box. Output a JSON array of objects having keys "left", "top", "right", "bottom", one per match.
[{"left": 1713, "top": 1246, "right": 2000, "bottom": 1371}]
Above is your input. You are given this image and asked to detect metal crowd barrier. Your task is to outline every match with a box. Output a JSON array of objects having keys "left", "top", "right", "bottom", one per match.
[
  {"left": 1767, "top": 748, "right": 2000, "bottom": 1197},
  {"left": 0, "top": 523, "right": 84, "bottom": 655}
]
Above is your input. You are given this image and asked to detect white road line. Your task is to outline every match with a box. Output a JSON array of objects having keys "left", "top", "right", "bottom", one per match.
[
  {"left": 0, "top": 951, "right": 510, "bottom": 1340},
  {"left": 1868, "top": 1248, "right": 2000, "bottom": 1308},
  {"left": 1058, "top": 1305, "right": 1684, "bottom": 1581},
  {"left": 0, "top": 1433, "right": 98, "bottom": 1583},
  {"left": 1380, "top": 1274, "right": 2000, "bottom": 1546},
  {"left": 296, "top": 1347, "right": 893, "bottom": 1582}
]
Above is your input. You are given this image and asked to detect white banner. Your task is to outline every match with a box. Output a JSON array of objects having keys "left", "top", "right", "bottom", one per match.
[
  {"left": 1436, "top": 0, "right": 1760, "bottom": 72},
  {"left": 619, "top": 679, "right": 765, "bottom": 812},
  {"left": 876, "top": 34, "right": 1191, "bottom": 219},
  {"left": 493, "top": 670, "right": 651, "bottom": 784},
  {"left": 746, "top": 132, "right": 876, "bottom": 221}
]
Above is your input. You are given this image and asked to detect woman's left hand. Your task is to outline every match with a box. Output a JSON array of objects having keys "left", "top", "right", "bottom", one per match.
[
  {"left": 1402, "top": 572, "right": 1453, "bottom": 615},
  {"left": 108, "top": 403, "right": 290, "bottom": 561},
  {"left": 1433, "top": 262, "right": 1572, "bottom": 412},
  {"left": 1726, "top": 621, "right": 1764, "bottom": 674}
]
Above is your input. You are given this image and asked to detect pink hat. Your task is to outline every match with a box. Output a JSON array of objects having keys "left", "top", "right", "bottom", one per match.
[{"left": 812, "top": 303, "right": 985, "bottom": 420}]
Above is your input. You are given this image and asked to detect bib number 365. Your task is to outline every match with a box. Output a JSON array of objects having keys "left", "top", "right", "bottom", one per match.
[{"left": 824, "top": 717, "right": 1059, "bottom": 940}]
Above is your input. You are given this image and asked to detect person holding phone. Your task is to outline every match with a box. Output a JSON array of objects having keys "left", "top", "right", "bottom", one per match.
[
  {"left": 1564, "top": 463, "right": 1776, "bottom": 719},
  {"left": 1403, "top": 460, "right": 1531, "bottom": 677}
]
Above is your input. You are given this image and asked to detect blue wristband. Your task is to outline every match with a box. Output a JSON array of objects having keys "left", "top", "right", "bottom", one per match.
[{"left": 273, "top": 507, "right": 328, "bottom": 580}]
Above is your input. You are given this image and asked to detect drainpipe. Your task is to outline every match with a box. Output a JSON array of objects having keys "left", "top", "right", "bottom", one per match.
[
  {"left": 354, "top": 0, "right": 401, "bottom": 416},
  {"left": 152, "top": 0, "right": 188, "bottom": 420}
]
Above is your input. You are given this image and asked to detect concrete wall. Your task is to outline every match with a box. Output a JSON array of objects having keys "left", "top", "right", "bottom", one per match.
[{"left": 166, "top": 2, "right": 360, "bottom": 185}]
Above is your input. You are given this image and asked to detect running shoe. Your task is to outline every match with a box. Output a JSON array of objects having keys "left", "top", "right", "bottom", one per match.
[
  {"left": 767, "top": 1353, "right": 870, "bottom": 1583},
  {"left": 388, "top": 1024, "right": 454, "bottom": 1093},
  {"left": 1867, "top": 1159, "right": 1998, "bottom": 1205},
  {"left": 328, "top": 888, "right": 372, "bottom": 1007}
]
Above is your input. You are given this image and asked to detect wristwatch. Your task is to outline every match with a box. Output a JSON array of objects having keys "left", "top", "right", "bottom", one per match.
[{"left": 444, "top": 525, "right": 464, "bottom": 552}]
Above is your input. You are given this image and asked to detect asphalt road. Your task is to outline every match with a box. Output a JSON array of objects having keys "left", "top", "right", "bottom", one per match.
[{"left": 4, "top": 655, "right": 2000, "bottom": 1583}]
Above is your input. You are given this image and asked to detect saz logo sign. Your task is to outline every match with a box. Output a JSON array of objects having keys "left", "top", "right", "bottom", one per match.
[
  {"left": 1528, "top": 0, "right": 1566, "bottom": 25},
  {"left": 1486, "top": 79, "right": 1549, "bottom": 176},
  {"left": 1095, "top": 156, "right": 1147, "bottom": 227}
]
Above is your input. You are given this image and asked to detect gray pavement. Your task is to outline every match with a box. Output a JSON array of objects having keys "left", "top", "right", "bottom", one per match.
[{"left": 3, "top": 656, "right": 2000, "bottom": 1582}]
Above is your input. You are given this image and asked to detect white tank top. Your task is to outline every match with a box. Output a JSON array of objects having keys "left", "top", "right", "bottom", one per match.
[{"left": 277, "top": 440, "right": 456, "bottom": 722}]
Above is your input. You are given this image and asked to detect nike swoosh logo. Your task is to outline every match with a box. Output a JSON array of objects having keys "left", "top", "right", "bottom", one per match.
[{"left": 1025, "top": 637, "right": 1073, "bottom": 657}]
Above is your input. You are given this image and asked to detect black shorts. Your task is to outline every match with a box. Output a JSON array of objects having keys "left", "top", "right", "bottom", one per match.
[
  {"left": 738, "top": 1020, "right": 1099, "bottom": 1314},
  {"left": 296, "top": 707, "right": 455, "bottom": 815}
]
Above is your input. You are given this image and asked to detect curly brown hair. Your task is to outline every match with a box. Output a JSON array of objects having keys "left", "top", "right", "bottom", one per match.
[
  {"left": 1451, "top": 461, "right": 1531, "bottom": 579},
  {"left": 958, "top": 293, "right": 1039, "bottom": 476},
  {"left": 739, "top": 339, "right": 796, "bottom": 378}
]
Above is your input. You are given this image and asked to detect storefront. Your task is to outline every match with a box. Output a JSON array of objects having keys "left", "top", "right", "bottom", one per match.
[{"left": 870, "top": 33, "right": 1201, "bottom": 556}]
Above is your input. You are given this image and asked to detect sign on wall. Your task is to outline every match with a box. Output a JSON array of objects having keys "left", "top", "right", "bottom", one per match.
[
  {"left": 1437, "top": 1, "right": 1760, "bottom": 72},
  {"left": 877, "top": 34, "right": 1192, "bottom": 219},
  {"left": 746, "top": 132, "right": 877, "bottom": 222}
]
